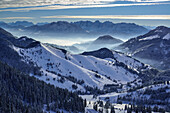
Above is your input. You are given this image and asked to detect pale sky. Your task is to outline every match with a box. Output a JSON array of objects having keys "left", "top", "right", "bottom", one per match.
[{"left": 0, "top": 0, "right": 170, "bottom": 26}]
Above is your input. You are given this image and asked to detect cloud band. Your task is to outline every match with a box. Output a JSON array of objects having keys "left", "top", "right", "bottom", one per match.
[
  {"left": 0, "top": 17, "right": 34, "bottom": 19},
  {"left": 0, "top": 2, "right": 169, "bottom": 12},
  {"left": 41, "top": 15, "right": 170, "bottom": 20}
]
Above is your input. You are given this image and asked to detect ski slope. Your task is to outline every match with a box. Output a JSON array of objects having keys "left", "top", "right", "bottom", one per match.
[{"left": 14, "top": 43, "right": 144, "bottom": 92}]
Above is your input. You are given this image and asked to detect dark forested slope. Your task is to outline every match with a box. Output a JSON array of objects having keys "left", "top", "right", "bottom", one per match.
[{"left": 0, "top": 61, "right": 85, "bottom": 113}]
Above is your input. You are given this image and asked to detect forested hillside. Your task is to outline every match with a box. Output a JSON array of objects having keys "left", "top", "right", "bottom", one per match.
[{"left": 0, "top": 61, "right": 85, "bottom": 113}]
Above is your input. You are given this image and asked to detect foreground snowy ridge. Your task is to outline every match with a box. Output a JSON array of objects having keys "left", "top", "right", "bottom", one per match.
[{"left": 13, "top": 43, "right": 146, "bottom": 92}]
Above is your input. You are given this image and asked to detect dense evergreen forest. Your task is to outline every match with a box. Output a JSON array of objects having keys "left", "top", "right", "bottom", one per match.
[{"left": 0, "top": 61, "right": 85, "bottom": 113}]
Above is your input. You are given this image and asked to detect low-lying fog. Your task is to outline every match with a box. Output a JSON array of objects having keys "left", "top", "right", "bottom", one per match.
[
  {"left": 8, "top": 29, "right": 126, "bottom": 53},
  {"left": 38, "top": 37, "right": 94, "bottom": 46},
  {"left": 35, "top": 36, "right": 124, "bottom": 53}
]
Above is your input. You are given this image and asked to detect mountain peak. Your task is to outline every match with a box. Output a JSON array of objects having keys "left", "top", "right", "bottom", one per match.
[
  {"left": 97, "top": 35, "right": 115, "bottom": 40},
  {"left": 18, "top": 36, "right": 33, "bottom": 41},
  {"left": 155, "top": 26, "right": 169, "bottom": 30},
  {"left": 93, "top": 35, "right": 123, "bottom": 44},
  {"left": 26, "top": 41, "right": 41, "bottom": 48},
  {"left": 82, "top": 48, "right": 114, "bottom": 59},
  {"left": 50, "top": 21, "right": 70, "bottom": 25},
  {"left": 96, "top": 47, "right": 112, "bottom": 52},
  {"left": 134, "top": 26, "right": 170, "bottom": 41},
  {"left": 151, "top": 26, "right": 170, "bottom": 34}
]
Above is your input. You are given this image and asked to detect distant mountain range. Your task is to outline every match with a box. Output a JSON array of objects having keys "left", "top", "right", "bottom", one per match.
[
  {"left": 0, "top": 21, "right": 34, "bottom": 29},
  {"left": 8, "top": 21, "right": 34, "bottom": 27},
  {"left": 74, "top": 20, "right": 149, "bottom": 38},
  {"left": 25, "top": 21, "right": 86, "bottom": 36},
  {"left": 118, "top": 26, "right": 170, "bottom": 70},
  {"left": 0, "top": 20, "right": 149, "bottom": 39}
]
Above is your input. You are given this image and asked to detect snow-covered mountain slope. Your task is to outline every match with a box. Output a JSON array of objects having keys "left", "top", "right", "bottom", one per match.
[
  {"left": 118, "top": 26, "right": 170, "bottom": 70},
  {"left": 82, "top": 48, "right": 148, "bottom": 72},
  {"left": 0, "top": 27, "right": 167, "bottom": 94},
  {"left": 14, "top": 43, "right": 146, "bottom": 92}
]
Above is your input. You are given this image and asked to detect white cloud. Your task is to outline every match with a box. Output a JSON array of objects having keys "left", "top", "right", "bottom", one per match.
[
  {"left": 0, "top": 0, "right": 102, "bottom": 8},
  {"left": 0, "top": 2, "right": 168, "bottom": 12},
  {"left": 41, "top": 15, "right": 170, "bottom": 20},
  {"left": 0, "top": 17, "right": 34, "bottom": 19},
  {"left": 0, "top": 0, "right": 169, "bottom": 9}
]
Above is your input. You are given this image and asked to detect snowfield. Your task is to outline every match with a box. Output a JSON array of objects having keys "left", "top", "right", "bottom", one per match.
[
  {"left": 13, "top": 43, "right": 144, "bottom": 92},
  {"left": 163, "top": 33, "right": 170, "bottom": 40},
  {"left": 139, "top": 35, "right": 160, "bottom": 41}
]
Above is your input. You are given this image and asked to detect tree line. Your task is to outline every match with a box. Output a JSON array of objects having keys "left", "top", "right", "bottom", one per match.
[{"left": 0, "top": 61, "right": 85, "bottom": 113}]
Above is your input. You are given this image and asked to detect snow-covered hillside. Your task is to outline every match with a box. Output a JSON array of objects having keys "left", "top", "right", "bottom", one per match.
[
  {"left": 13, "top": 43, "right": 146, "bottom": 92},
  {"left": 118, "top": 26, "right": 170, "bottom": 70}
]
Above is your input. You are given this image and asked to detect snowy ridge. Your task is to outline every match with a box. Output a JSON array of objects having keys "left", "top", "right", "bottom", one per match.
[
  {"left": 138, "top": 33, "right": 170, "bottom": 41},
  {"left": 14, "top": 43, "right": 144, "bottom": 92},
  {"left": 119, "top": 26, "right": 170, "bottom": 70},
  {"left": 163, "top": 33, "right": 170, "bottom": 40},
  {"left": 139, "top": 35, "right": 160, "bottom": 41},
  {"left": 111, "top": 51, "right": 144, "bottom": 71}
]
